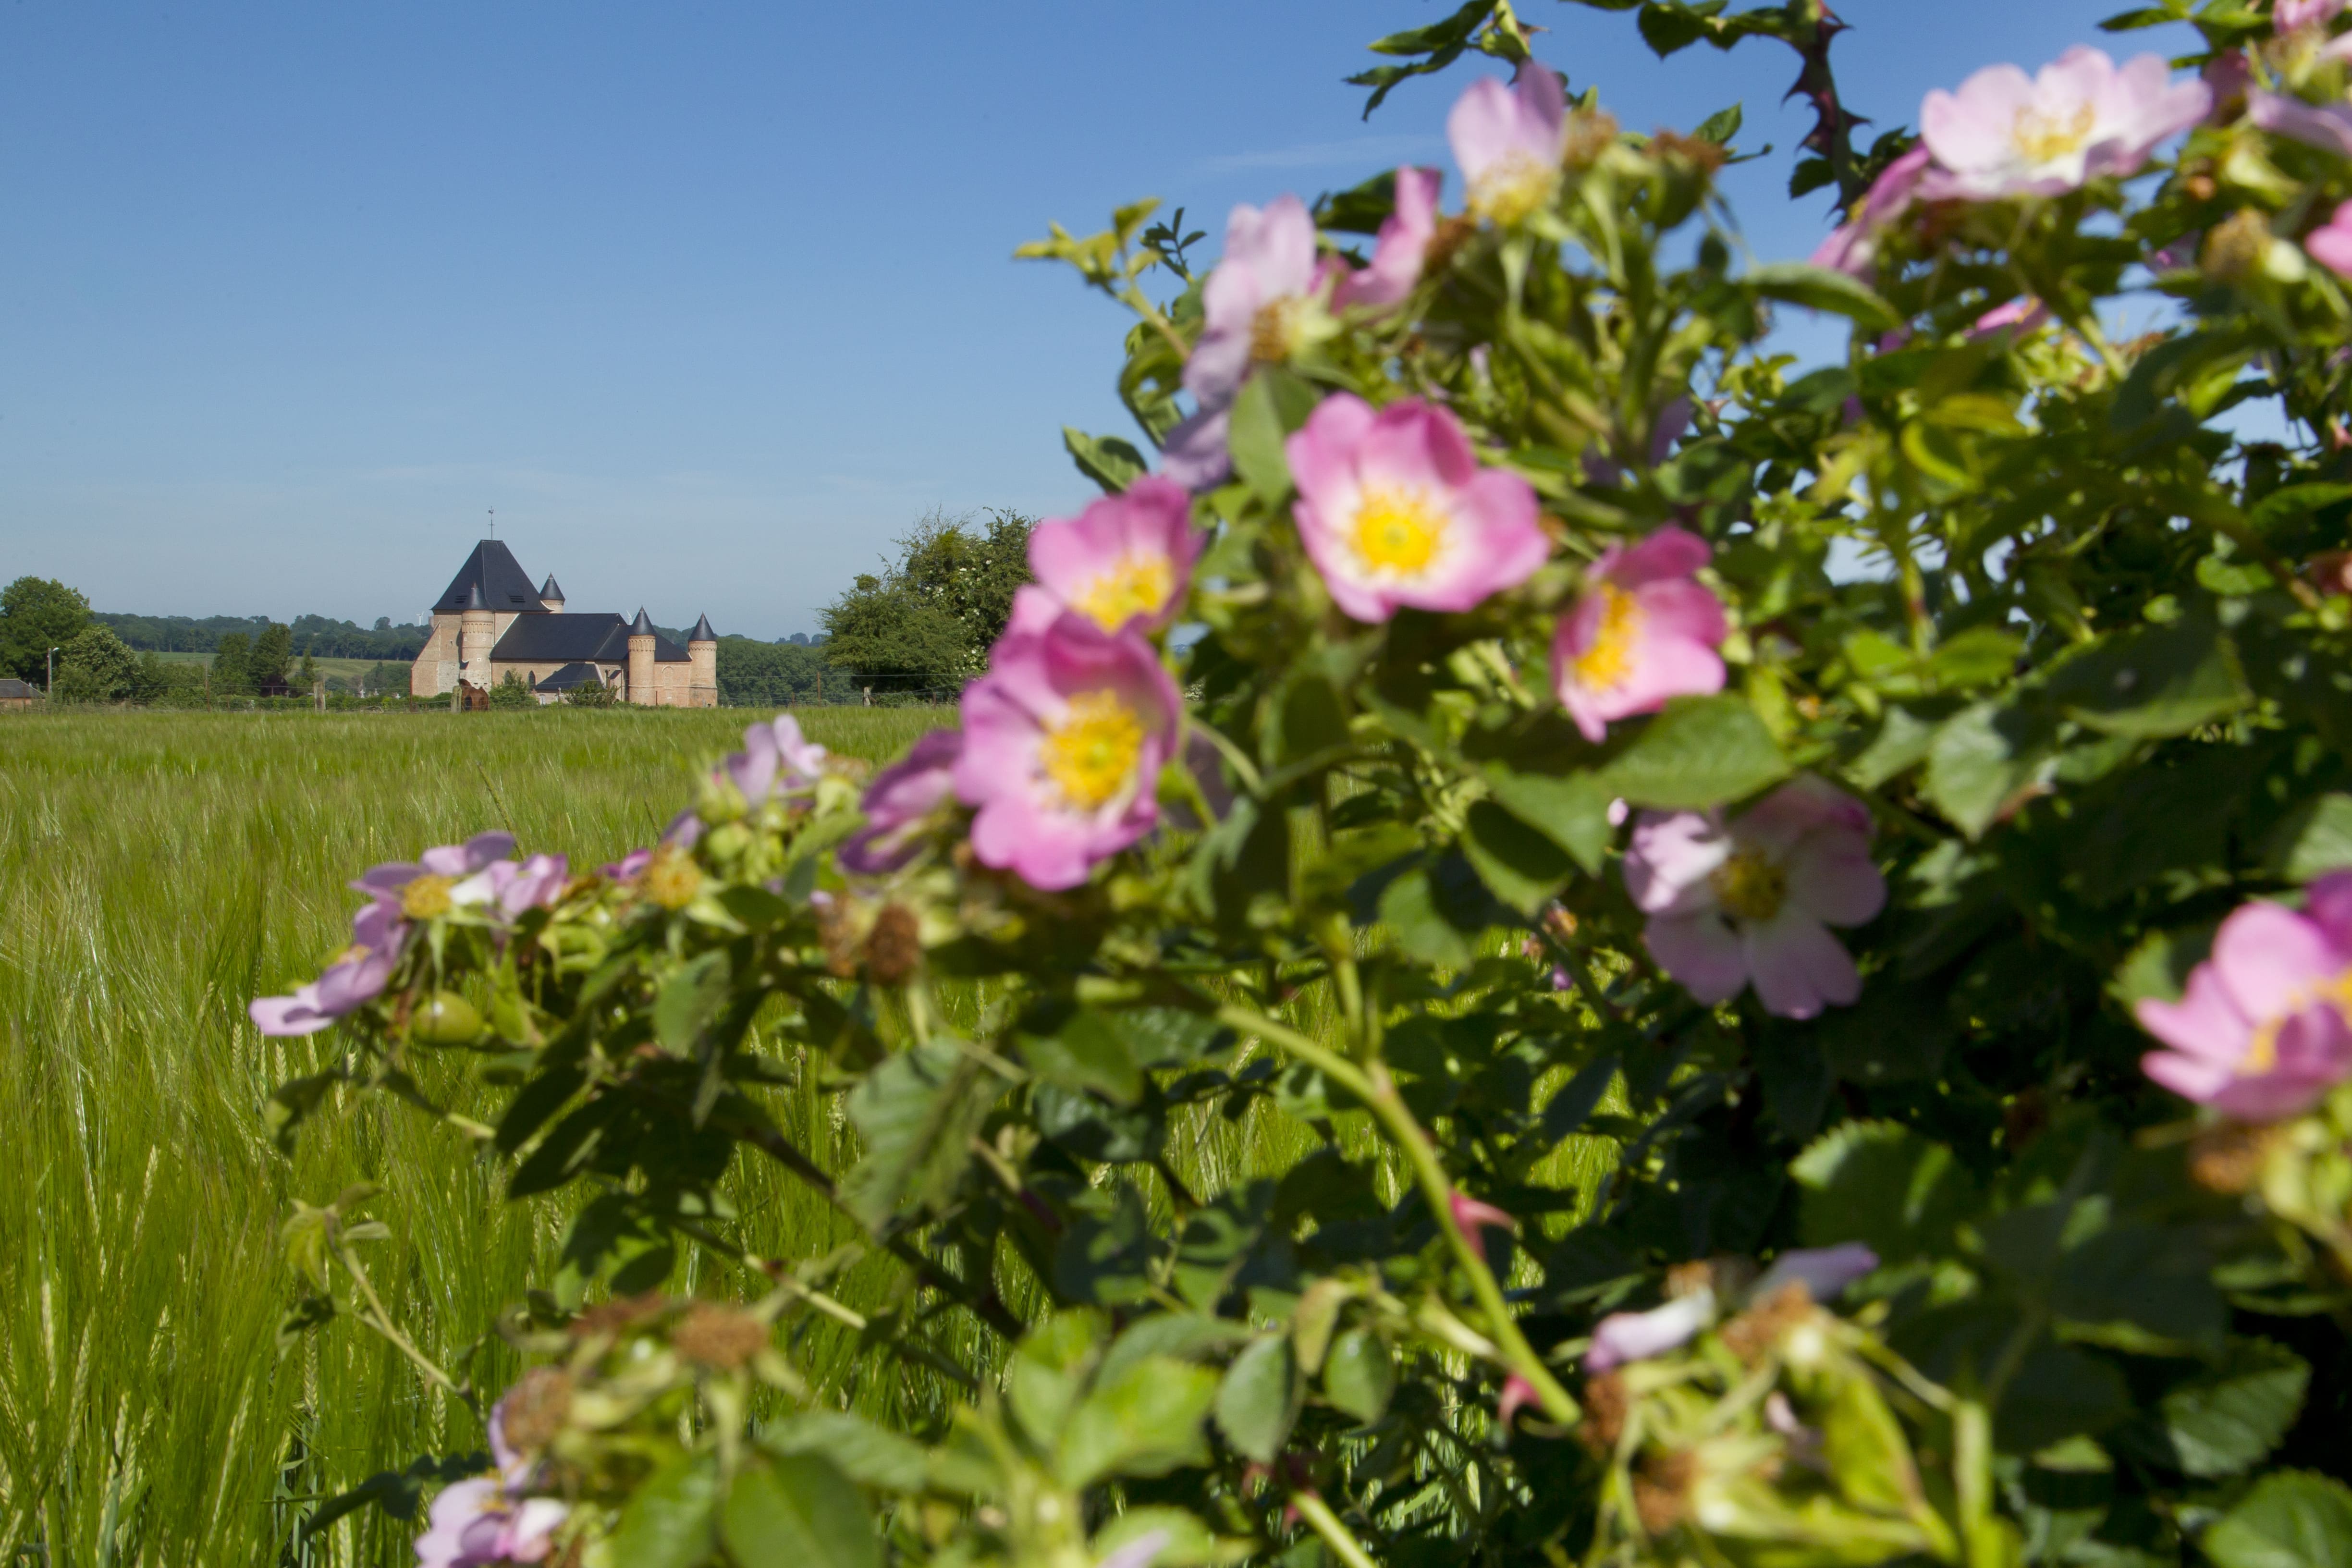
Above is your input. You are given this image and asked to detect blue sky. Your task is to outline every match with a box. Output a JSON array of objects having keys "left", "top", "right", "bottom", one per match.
[{"left": 0, "top": 1, "right": 2197, "bottom": 639}]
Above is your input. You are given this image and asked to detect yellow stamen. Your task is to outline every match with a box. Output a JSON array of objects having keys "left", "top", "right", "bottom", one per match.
[
  {"left": 1073, "top": 553, "right": 1174, "bottom": 631},
  {"left": 1041, "top": 690, "right": 1146, "bottom": 812},
  {"left": 1351, "top": 484, "right": 1447, "bottom": 577},
  {"left": 645, "top": 845, "right": 703, "bottom": 910},
  {"left": 1469, "top": 153, "right": 1562, "bottom": 227},
  {"left": 2011, "top": 101, "right": 2096, "bottom": 164},
  {"left": 1710, "top": 849, "right": 1788, "bottom": 923},
  {"left": 401, "top": 874, "right": 454, "bottom": 920},
  {"left": 1570, "top": 583, "right": 1643, "bottom": 690},
  {"left": 1250, "top": 295, "right": 1307, "bottom": 365}
]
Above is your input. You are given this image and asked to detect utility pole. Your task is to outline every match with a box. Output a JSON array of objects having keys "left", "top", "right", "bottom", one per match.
[{"left": 46, "top": 646, "right": 59, "bottom": 695}]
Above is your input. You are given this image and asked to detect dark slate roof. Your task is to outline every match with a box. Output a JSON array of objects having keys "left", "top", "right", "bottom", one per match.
[
  {"left": 688, "top": 613, "right": 717, "bottom": 643},
  {"left": 0, "top": 678, "right": 37, "bottom": 699},
  {"left": 629, "top": 607, "right": 657, "bottom": 636},
  {"left": 533, "top": 662, "right": 605, "bottom": 691},
  {"left": 490, "top": 612, "right": 688, "bottom": 663},
  {"left": 434, "top": 540, "right": 544, "bottom": 614},
  {"left": 539, "top": 574, "right": 564, "bottom": 601}
]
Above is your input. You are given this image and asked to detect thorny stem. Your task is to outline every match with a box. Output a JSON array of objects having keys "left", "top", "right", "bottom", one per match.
[
  {"left": 1291, "top": 1491, "right": 1381, "bottom": 1568},
  {"left": 1216, "top": 1003, "right": 1581, "bottom": 1427}
]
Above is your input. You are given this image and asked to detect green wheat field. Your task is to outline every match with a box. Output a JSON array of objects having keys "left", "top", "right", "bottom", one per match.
[{"left": 0, "top": 707, "right": 1611, "bottom": 1567}]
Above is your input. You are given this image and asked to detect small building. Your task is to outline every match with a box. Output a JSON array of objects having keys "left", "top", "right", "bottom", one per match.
[
  {"left": 407, "top": 540, "right": 718, "bottom": 707},
  {"left": 0, "top": 678, "right": 38, "bottom": 710}
]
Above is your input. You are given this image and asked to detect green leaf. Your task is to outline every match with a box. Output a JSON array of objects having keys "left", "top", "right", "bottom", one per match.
[
  {"left": 1693, "top": 102, "right": 1742, "bottom": 145},
  {"left": 1064, "top": 426, "right": 1149, "bottom": 494},
  {"left": 1214, "top": 1335, "right": 1303, "bottom": 1463},
  {"left": 1055, "top": 1355, "right": 1220, "bottom": 1489},
  {"left": 1009, "top": 1311, "right": 1105, "bottom": 1449},
  {"left": 1226, "top": 369, "right": 1318, "bottom": 508},
  {"left": 1596, "top": 693, "right": 1788, "bottom": 809},
  {"left": 1021, "top": 1006, "right": 1145, "bottom": 1106},
  {"left": 2114, "top": 1339, "right": 2309, "bottom": 1479},
  {"left": 1924, "top": 699, "right": 2057, "bottom": 839},
  {"left": 2041, "top": 616, "right": 2251, "bottom": 740},
  {"left": 1484, "top": 766, "right": 1615, "bottom": 873},
  {"left": 1790, "top": 1121, "right": 1978, "bottom": 1264},
  {"left": 2204, "top": 1472, "right": 2352, "bottom": 1568},
  {"left": 1267, "top": 669, "right": 1351, "bottom": 771},
  {"left": 607, "top": 1451, "right": 720, "bottom": 1568},
  {"left": 1996, "top": 1343, "right": 2132, "bottom": 1453},
  {"left": 838, "top": 1040, "right": 995, "bottom": 1230},
  {"left": 721, "top": 1454, "right": 880, "bottom": 1568},
  {"left": 265, "top": 1071, "right": 343, "bottom": 1155},
  {"left": 1460, "top": 799, "right": 1576, "bottom": 916},
  {"left": 1323, "top": 1328, "right": 1396, "bottom": 1423},
  {"left": 1637, "top": 0, "right": 1711, "bottom": 56},
  {"left": 2266, "top": 794, "right": 2352, "bottom": 882},
  {"left": 654, "top": 950, "right": 732, "bottom": 1053},
  {"left": 1377, "top": 864, "right": 1477, "bottom": 968},
  {"left": 1744, "top": 262, "right": 1901, "bottom": 331},
  {"left": 1093, "top": 1508, "right": 1221, "bottom": 1568}
]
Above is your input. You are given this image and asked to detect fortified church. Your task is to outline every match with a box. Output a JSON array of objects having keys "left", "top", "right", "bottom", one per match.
[{"left": 408, "top": 539, "right": 719, "bottom": 707}]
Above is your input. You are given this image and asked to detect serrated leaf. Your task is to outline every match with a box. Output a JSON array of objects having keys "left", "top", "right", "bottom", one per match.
[
  {"left": 1790, "top": 1121, "right": 1977, "bottom": 1263},
  {"left": 722, "top": 1454, "right": 879, "bottom": 1568},
  {"left": 1693, "top": 102, "right": 1742, "bottom": 144},
  {"left": 1064, "top": 426, "right": 1149, "bottom": 494},
  {"left": 606, "top": 1451, "right": 720, "bottom": 1568},
  {"left": 1323, "top": 1328, "right": 1396, "bottom": 1423},
  {"left": 2265, "top": 794, "right": 2352, "bottom": 882},
  {"left": 2041, "top": 616, "right": 2251, "bottom": 739},
  {"left": 1485, "top": 766, "right": 1615, "bottom": 873},
  {"left": 1056, "top": 1355, "right": 1219, "bottom": 1489},
  {"left": 1924, "top": 699, "right": 2056, "bottom": 839},
  {"left": 2114, "top": 1339, "right": 2309, "bottom": 1479},
  {"left": 1460, "top": 799, "right": 1576, "bottom": 916},
  {"left": 1215, "top": 1335, "right": 1302, "bottom": 1463},
  {"left": 2204, "top": 1471, "right": 2352, "bottom": 1568},
  {"left": 839, "top": 1040, "right": 995, "bottom": 1230},
  {"left": 1225, "top": 369, "right": 1319, "bottom": 508},
  {"left": 1596, "top": 693, "right": 1788, "bottom": 809}
]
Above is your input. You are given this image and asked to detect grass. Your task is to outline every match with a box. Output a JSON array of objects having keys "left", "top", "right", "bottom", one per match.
[{"left": 0, "top": 705, "right": 1613, "bottom": 1567}]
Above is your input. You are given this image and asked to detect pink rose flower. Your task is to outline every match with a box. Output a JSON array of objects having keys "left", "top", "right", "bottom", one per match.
[
  {"left": 2309, "top": 201, "right": 2352, "bottom": 279},
  {"left": 955, "top": 612, "right": 1183, "bottom": 891},
  {"left": 1165, "top": 196, "right": 1333, "bottom": 490},
  {"left": 1449, "top": 62, "right": 1568, "bottom": 227},
  {"left": 1549, "top": 526, "right": 1727, "bottom": 743},
  {"left": 839, "top": 728, "right": 964, "bottom": 877},
  {"left": 2250, "top": 89, "right": 2352, "bottom": 156},
  {"left": 717, "top": 714, "right": 828, "bottom": 808},
  {"left": 1918, "top": 47, "right": 2208, "bottom": 200},
  {"left": 249, "top": 901, "right": 404, "bottom": 1037},
  {"left": 1965, "top": 296, "right": 2051, "bottom": 343},
  {"left": 1752, "top": 1242, "right": 1878, "bottom": 1302},
  {"left": 2279, "top": 0, "right": 2348, "bottom": 29},
  {"left": 454, "top": 853, "right": 570, "bottom": 920},
  {"left": 2135, "top": 875, "right": 2352, "bottom": 1122},
  {"left": 1026, "top": 475, "right": 1203, "bottom": 636},
  {"left": 1623, "top": 775, "right": 1886, "bottom": 1019},
  {"left": 1285, "top": 393, "right": 1548, "bottom": 623},
  {"left": 1811, "top": 146, "right": 1933, "bottom": 280},
  {"left": 1586, "top": 1293, "right": 1715, "bottom": 1372},
  {"left": 1336, "top": 166, "right": 1443, "bottom": 311}
]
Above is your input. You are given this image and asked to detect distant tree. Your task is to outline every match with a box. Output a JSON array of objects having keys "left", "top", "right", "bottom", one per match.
[
  {"left": 365, "top": 661, "right": 411, "bottom": 697},
  {"left": 0, "top": 576, "right": 93, "bottom": 684},
  {"left": 714, "top": 636, "right": 853, "bottom": 706},
  {"left": 374, "top": 616, "right": 392, "bottom": 632},
  {"left": 51, "top": 625, "right": 138, "bottom": 703},
  {"left": 491, "top": 669, "right": 537, "bottom": 709},
  {"left": 212, "top": 632, "right": 252, "bottom": 696},
  {"left": 819, "top": 508, "right": 1035, "bottom": 696},
  {"left": 249, "top": 623, "right": 294, "bottom": 694},
  {"left": 299, "top": 643, "right": 319, "bottom": 691}
]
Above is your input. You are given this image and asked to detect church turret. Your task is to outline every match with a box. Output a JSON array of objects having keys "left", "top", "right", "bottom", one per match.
[
  {"left": 687, "top": 614, "right": 718, "bottom": 708},
  {"left": 627, "top": 608, "right": 657, "bottom": 707},
  {"left": 460, "top": 582, "right": 495, "bottom": 692},
  {"left": 538, "top": 575, "right": 565, "bottom": 613}
]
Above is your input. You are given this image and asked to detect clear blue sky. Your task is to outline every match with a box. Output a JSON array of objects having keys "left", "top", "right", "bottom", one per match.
[{"left": 0, "top": 1, "right": 2194, "bottom": 639}]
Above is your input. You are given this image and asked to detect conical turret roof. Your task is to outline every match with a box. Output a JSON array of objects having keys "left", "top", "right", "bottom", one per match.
[
  {"left": 464, "top": 581, "right": 488, "bottom": 610},
  {"left": 629, "top": 608, "right": 656, "bottom": 637},
  {"left": 539, "top": 574, "right": 564, "bottom": 602},
  {"left": 687, "top": 613, "right": 717, "bottom": 643}
]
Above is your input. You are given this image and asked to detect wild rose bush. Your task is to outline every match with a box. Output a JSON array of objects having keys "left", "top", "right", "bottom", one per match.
[{"left": 261, "top": 2, "right": 2352, "bottom": 1563}]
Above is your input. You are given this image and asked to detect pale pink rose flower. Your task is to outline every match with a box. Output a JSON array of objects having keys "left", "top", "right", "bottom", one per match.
[
  {"left": 1811, "top": 146, "right": 1934, "bottom": 279},
  {"left": 1026, "top": 475, "right": 1202, "bottom": 636},
  {"left": 2250, "top": 89, "right": 2352, "bottom": 156},
  {"left": 1585, "top": 1292, "right": 1715, "bottom": 1372},
  {"left": 1550, "top": 526, "right": 1727, "bottom": 743},
  {"left": 1449, "top": 62, "right": 1569, "bottom": 226},
  {"left": 838, "top": 728, "right": 964, "bottom": 877},
  {"left": 1623, "top": 775, "right": 1886, "bottom": 1019},
  {"left": 1165, "top": 196, "right": 1332, "bottom": 489},
  {"left": 954, "top": 612, "right": 1182, "bottom": 891},
  {"left": 1752, "top": 1243, "right": 1878, "bottom": 1302},
  {"left": 1285, "top": 393, "right": 1549, "bottom": 623},
  {"left": 1919, "top": 47, "right": 2209, "bottom": 200},
  {"left": 2135, "top": 874, "right": 2352, "bottom": 1121},
  {"left": 2279, "top": 0, "right": 2348, "bottom": 30},
  {"left": 1496, "top": 1372, "right": 1540, "bottom": 1428},
  {"left": 2309, "top": 201, "right": 2352, "bottom": 279},
  {"left": 1337, "top": 166, "right": 1444, "bottom": 311},
  {"left": 1964, "top": 296, "right": 2052, "bottom": 343}
]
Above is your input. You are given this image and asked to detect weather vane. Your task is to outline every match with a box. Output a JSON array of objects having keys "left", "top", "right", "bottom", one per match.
[{"left": 488, "top": 507, "right": 496, "bottom": 538}]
